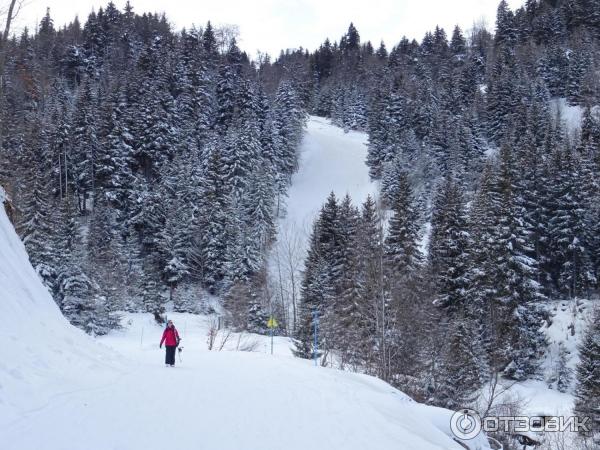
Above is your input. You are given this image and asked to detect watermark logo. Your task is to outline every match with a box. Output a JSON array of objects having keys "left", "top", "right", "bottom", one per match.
[
  {"left": 450, "top": 409, "right": 482, "bottom": 440},
  {"left": 450, "top": 410, "right": 591, "bottom": 440}
]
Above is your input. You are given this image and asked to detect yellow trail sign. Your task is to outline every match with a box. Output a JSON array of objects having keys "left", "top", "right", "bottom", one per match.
[{"left": 267, "top": 316, "right": 279, "bottom": 329}]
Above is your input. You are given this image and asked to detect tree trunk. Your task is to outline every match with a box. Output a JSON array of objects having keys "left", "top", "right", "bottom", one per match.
[{"left": 2, "top": 0, "right": 18, "bottom": 45}]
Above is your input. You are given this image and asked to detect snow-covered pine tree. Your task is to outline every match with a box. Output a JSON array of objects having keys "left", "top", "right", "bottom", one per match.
[
  {"left": 17, "top": 146, "right": 55, "bottom": 284},
  {"left": 573, "top": 307, "right": 600, "bottom": 444},
  {"left": 469, "top": 146, "right": 546, "bottom": 380},
  {"left": 293, "top": 220, "right": 329, "bottom": 360},
  {"left": 130, "top": 38, "right": 175, "bottom": 181},
  {"left": 215, "top": 40, "right": 242, "bottom": 132},
  {"left": 53, "top": 197, "right": 118, "bottom": 334},
  {"left": 437, "top": 320, "right": 482, "bottom": 409},
  {"left": 87, "top": 191, "right": 127, "bottom": 309},
  {"left": 189, "top": 140, "right": 229, "bottom": 291},
  {"left": 333, "top": 194, "right": 361, "bottom": 366},
  {"left": 70, "top": 80, "right": 99, "bottom": 214},
  {"left": 554, "top": 342, "right": 572, "bottom": 393},
  {"left": 97, "top": 81, "right": 135, "bottom": 209},
  {"left": 547, "top": 147, "right": 596, "bottom": 298},
  {"left": 273, "top": 79, "right": 306, "bottom": 179},
  {"left": 385, "top": 171, "right": 422, "bottom": 278},
  {"left": 428, "top": 177, "right": 470, "bottom": 313},
  {"left": 351, "top": 195, "right": 384, "bottom": 372}
]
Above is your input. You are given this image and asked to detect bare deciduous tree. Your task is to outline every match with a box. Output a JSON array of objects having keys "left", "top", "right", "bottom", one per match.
[
  {"left": 214, "top": 24, "right": 240, "bottom": 53},
  {"left": 1, "top": 0, "right": 25, "bottom": 47},
  {"left": 235, "top": 333, "right": 260, "bottom": 352},
  {"left": 271, "top": 222, "right": 305, "bottom": 333}
]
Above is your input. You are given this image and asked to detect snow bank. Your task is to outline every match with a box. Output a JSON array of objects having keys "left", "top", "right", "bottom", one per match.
[{"left": 0, "top": 193, "right": 120, "bottom": 425}]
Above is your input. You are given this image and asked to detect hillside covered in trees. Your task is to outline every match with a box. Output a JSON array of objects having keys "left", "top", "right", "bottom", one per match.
[
  {"left": 1, "top": 0, "right": 599, "bottom": 446},
  {"left": 0, "top": 2, "right": 307, "bottom": 334},
  {"left": 275, "top": 0, "right": 600, "bottom": 444}
]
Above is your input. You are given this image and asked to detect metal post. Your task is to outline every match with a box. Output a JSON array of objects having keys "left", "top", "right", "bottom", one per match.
[
  {"left": 312, "top": 309, "right": 319, "bottom": 367},
  {"left": 64, "top": 153, "right": 68, "bottom": 201},
  {"left": 58, "top": 155, "right": 62, "bottom": 198},
  {"left": 269, "top": 299, "right": 274, "bottom": 355}
]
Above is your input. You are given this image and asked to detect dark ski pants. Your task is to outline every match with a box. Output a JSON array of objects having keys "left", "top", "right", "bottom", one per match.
[{"left": 165, "top": 345, "right": 176, "bottom": 365}]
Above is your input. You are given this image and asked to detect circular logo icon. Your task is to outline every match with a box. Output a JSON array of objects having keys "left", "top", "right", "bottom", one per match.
[{"left": 450, "top": 409, "right": 482, "bottom": 440}]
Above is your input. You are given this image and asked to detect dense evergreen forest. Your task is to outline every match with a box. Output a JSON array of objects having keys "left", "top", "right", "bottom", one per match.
[
  {"left": 1, "top": 0, "right": 599, "bottom": 442},
  {"left": 0, "top": 2, "right": 307, "bottom": 333},
  {"left": 278, "top": 0, "right": 600, "bottom": 435}
]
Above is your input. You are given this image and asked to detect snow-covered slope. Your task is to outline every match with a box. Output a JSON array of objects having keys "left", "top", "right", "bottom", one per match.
[
  {"left": 1, "top": 309, "right": 490, "bottom": 450},
  {"left": 0, "top": 149, "right": 490, "bottom": 449},
  {"left": 504, "top": 299, "right": 596, "bottom": 416},
  {"left": 278, "top": 116, "right": 378, "bottom": 242},
  {"left": 0, "top": 187, "right": 120, "bottom": 424},
  {"left": 268, "top": 116, "right": 380, "bottom": 314},
  {"left": 550, "top": 98, "right": 584, "bottom": 133}
]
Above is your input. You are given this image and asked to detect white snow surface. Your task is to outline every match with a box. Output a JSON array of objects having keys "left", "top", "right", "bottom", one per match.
[
  {"left": 279, "top": 116, "right": 378, "bottom": 243},
  {"left": 550, "top": 97, "right": 584, "bottom": 133},
  {"left": 0, "top": 153, "right": 489, "bottom": 450},
  {"left": 498, "top": 299, "right": 596, "bottom": 419},
  {"left": 0, "top": 190, "right": 121, "bottom": 422},
  {"left": 479, "top": 299, "right": 597, "bottom": 449},
  {"left": 541, "top": 299, "right": 595, "bottom": 383}
]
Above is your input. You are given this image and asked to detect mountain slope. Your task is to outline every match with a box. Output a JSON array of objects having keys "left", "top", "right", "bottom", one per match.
[{"left": 280, "top": 116, "right": 378, "bottom": 238}]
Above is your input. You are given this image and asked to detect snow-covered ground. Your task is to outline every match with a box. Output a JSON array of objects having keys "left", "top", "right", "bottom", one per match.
[
  {"left": 0, "top": 139, "right": 491, "bottom": 450},
  {"left": 268, "top": 116, "right": 380, "bottom": 324},
  {"left": 550, "top": 97, "right": 584, "bottom": 133},
  {"left": 277, "top": 116, "right": 378, "bottom": 246},
  {"left": 2, "top": 311, "right": 490, "bottom": 450}
]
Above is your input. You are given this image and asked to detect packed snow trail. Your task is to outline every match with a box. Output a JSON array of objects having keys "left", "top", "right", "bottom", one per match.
[
  {"left": 0, "top": 122, "right": 493, "bottom": 450},
  {"left": 1, "top": 311, "right": 487, "bottom": 450},
  {"left": 278, "top": 116, "right": 378, "bottom": 242}
]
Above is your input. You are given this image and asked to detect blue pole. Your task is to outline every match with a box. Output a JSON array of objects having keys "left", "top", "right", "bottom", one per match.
[{"left": 313, "top": 310, "right": 318, "bottom": 367}]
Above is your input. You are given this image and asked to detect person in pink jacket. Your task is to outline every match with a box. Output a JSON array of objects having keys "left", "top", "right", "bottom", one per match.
[{"left": 159, "top": 320, "right": 181, "bottom": 367}]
